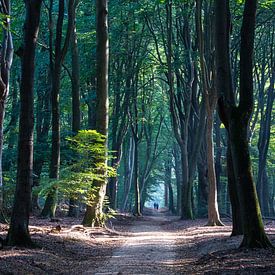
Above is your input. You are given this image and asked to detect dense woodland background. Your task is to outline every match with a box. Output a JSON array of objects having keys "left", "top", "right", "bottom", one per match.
[{"left": 0, "top": 0, "right": 274, "bottom": 250}]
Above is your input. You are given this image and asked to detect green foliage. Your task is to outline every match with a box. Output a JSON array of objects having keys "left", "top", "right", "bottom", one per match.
[
  {"left": 259, "top": 0, "right": 275, "bottom": 8},
  {"left": 2, "top": 172, "right": 16, "bottom": 210},
  {"left": 2, "top": 0, "right": 275, "bottom": 219},
  {"left": 36, "top": 130, "right": 116, "bottom": 206}
]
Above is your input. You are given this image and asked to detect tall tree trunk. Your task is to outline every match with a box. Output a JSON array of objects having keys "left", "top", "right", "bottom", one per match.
[
  {"left": 87, "top": 76, "right": 96, "bottom": 130},
  {"left": 133, "top": 135, "right": 141, "bottom": 216},
  {"left": 215, "top": 0, "right": 272, "bottom": 248},
  {"left": 173, "top": 144, "right": 182, "bottom": 215},
  {"left": 214, "top": 116, "right": 223, "bottom": 207},
  {"left": 165, "top": 158, "right": 175, "bottom": 213},
  {"left": 7, "top": 0, "right": 42, "bottom": 246},
  {"left": 197, "top": 147, "right": 208, "bottom": 218},
  {"left": 164, "top": 183, "right": 168, "bottom": 208},
  {"left": 227, "top": 144, "right": 243, "bottom": 236},
  {"left": 3, "top": 76, "right": 18, "bottom": 152},
  {"left": 32, "top": 70, "right": 51, "bottom": 210},
  {"left": 82, "top": 0, "right": 109, "bottom": 226},
  {"left": 181, "top": 143, "right": 191, "bottom": 219},
  {"left": 206, "top": 110, "right": 223, "bottom": 226},
  {"left": 68, "top": 0, "right": 81, "bottom": 217},
  {"left": 107, "top": 63, "right": 129, "bottom": 209},
  {"left": 256, "top": 71, "right": 274, "bottom": 216},
  {"left": 108, "top": 147, "right": 121, "bottom": 209},
  {"left": 121, "top": 137, "right": 135, "bottom": 212},
  {"left": 196, "top": 0, "right": 223, "bottom": 226},
  {"left": 41, "top": 0, "right": 74, "bottom": 218}
]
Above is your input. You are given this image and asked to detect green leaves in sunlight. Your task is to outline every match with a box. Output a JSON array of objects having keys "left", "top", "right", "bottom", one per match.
[{"left": 36, "top": 130, "right": 116, "bottom": 206}]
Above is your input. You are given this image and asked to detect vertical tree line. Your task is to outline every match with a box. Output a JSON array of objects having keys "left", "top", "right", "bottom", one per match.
[{"left": 0, "top": 0, "right": 273, "bottom": 250}]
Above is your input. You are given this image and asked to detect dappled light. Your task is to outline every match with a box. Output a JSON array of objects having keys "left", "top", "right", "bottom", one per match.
[
  {"left": 0, "top": 0, "right": 274, "bottom": 273},
  {"left": 1, "top": 213, "right": 274, "bottom": 273}
]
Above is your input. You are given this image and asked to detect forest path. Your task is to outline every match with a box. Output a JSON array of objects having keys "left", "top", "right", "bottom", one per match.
[{"left": 88, "top": 209, "right": 179, "bottom": 275}]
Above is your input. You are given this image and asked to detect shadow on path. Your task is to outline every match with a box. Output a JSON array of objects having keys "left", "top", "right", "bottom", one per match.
[{"left": 88, "top": 209, "right": 179, "bottom": 275}]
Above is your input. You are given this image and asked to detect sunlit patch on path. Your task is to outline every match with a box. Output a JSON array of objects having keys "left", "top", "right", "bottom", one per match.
[{"left": 87, "top": 213, "right": 178, "bottom": 274}]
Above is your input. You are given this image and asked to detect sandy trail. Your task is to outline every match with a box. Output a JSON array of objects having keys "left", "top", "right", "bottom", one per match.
[{"left": 88, "top": 212, "right": 178, "bottom": 275}]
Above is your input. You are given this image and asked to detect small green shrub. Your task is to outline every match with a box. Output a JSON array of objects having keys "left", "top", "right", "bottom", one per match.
[{"left": 37, "top": 130, "right": 116, "bottom": 208}]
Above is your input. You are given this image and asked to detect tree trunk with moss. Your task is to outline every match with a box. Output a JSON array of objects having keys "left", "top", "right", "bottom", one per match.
[
  {"left": 226, "top": 144, "right": 243, "bottom": 236},
  {"left": 215, "top": 0, "right": 272, "bottom": 248},
  {"left": 82, "top": 0, "right": 109, "bottom": 227}
]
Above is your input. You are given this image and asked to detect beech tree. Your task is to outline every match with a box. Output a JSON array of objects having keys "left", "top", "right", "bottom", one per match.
[
  {"left": 82, "top": 0, "right": 109, "bottom": 226},
  {"left": 7, "top": 0, "right": 42, "bottom": 247},
  {"left": 215, "top": 0, "right": 272, "bottom": 248},
  {"left": 0, "top": 0, "right": 274, "bottom": 251},
  {"left": 196, "top": 0, "right": 223, "bottom": 226}
]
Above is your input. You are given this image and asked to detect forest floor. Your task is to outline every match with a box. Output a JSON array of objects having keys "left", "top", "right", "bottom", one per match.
[{"left": 0, "top": 209, "right": 275, "bottom": 274}]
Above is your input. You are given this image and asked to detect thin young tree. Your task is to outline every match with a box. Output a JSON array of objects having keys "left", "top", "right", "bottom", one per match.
[
  {"left": 256, "top": 27, "right": 275, "bottom": 216},
  {"left": 40, "top": 0, "right": 75, "bottom": 218},
  {"left": 68, "top": 0, "right": 81, "bottom": 217},
  {"left": 7, "top": 0, "right": 42, "bottom": 246}
]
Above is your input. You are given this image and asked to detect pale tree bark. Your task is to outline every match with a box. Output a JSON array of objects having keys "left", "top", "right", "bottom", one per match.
[
  {"left": 196, "top": 0, "right": 223, "bottom": 226},
  {"left": 172, "top": 144, "right": 182, "bottom": 215},
  {"left": 214, "top": 116, "right": 222, "bottom": 206},
  {"left": 132, "top": 132, "right": 141, "bottom": 216},
  {"left": 121, "top": 136, "right": 135, "bottom": 212},
  {"left": 7, "top": 0, "right": 42, "bottom": 247},
  {"left": 82, "top": 0, "right": 109, "bottom": 226},
  {"left": 68, "top": 0, "right": 81, "bottom": 217}
]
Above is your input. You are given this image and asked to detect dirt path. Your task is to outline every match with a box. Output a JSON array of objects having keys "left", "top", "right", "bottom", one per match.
[
  {"left": 89, "top": 211, "right": 179, "bottom": 275},
  {"left": 89, "top": 213, "right": 275, "bottom": 275},
  {"left": 1, "top": 213, "right": 274, "bottom": 274}
]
